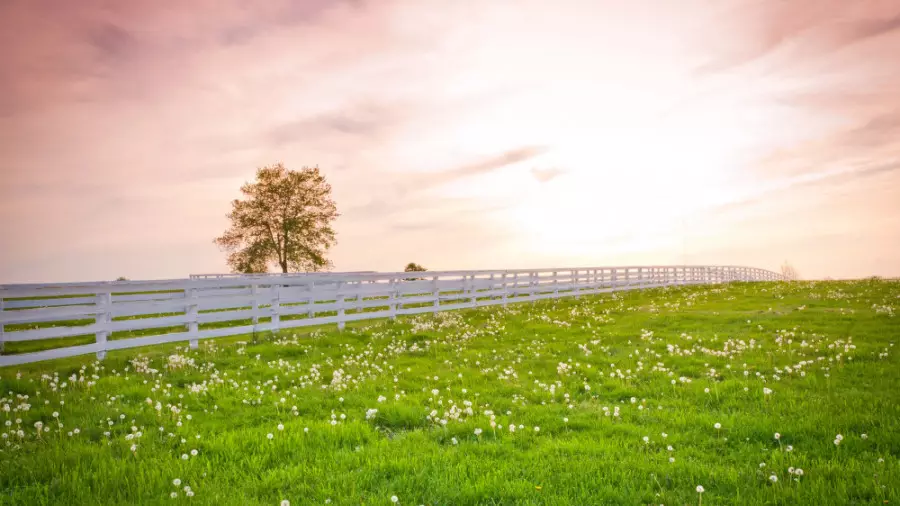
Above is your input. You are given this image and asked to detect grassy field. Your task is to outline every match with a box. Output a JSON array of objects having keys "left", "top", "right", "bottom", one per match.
[{"left": 1, "top": 279, "right": 898, "bottom": 505}]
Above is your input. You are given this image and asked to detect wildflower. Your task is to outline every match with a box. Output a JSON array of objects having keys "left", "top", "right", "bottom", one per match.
[
  {"left": 173, "top": 479, "right": 182, "bottom": 486},
  {"left": 267, "top": 433, "right": 274, "bottom": 440},
  {"left": 786, "top": 445, "right": 793, "bottom": 452},
  {"left": 181, "top": 454, "right": 189, "bottom": 460},
  {"left": 714, "top": 423, "right": 721, "bottom": 430},
  {"left": 534, "top": 427, "right": 540, "bottom": 432},
  {"left": 190, "top": 449, "right": 198, "bottom": 456},
  {"left": 474, "top": 428, "right": 482, "bottom": 436},
  {"left": 451, "top": 437, "right": 458, "bottom": 445},
  {"left": 763, "top": 388, "right": 772, "bottom": 395},
  {"left": 669, "top": 457, "right": 675, "bottom": 463},
  {"left": 861, "top": 433, "right": 868, "bottom": 440},
  {"left": 563, "top": 418, "right": 568, "bottom": 423},
  {"left": 774, "top": 433, "right": 780, "bottom": 440},
  {"left": 277, "top": 424, "right": 284, "bottom": 431},
  {"left": 794, "top": 468, "right": 804, "bottom": 476},
  {"left": 281, "top": 501, "right": 290, "bottom": 506},
  {"left": 696, "top": 485, "right": 704, "bottom": 493},
  {"left": 171, "top": 492, "right": 178, "bottom": 499},
  {"left": 642, "top": 436, "right": 649, "bottom": 443},
  {"left": 769, "top": 475, "right": 777, "bottom": 483},
  {"left": 391, "top": 496, "right": 399, "bottom": 503}
]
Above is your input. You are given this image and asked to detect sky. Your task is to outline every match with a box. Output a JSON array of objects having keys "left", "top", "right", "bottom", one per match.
[{"left": 1, "top": 0, "right": 899, "bottom": 283}]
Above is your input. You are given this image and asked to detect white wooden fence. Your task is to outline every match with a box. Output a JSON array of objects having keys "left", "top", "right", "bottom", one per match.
[{"left": 0, "top": 265, "right": 781, "bottom": 367}]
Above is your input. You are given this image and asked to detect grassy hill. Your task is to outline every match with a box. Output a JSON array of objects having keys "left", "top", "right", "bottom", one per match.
[{"left": 1, "top": 280, "right": 898, "bottom": 505}]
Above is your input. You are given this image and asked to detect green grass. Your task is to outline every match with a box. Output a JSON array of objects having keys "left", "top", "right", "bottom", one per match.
[{"left": 1, "top": 280, "right": 899, "bottom": 505}]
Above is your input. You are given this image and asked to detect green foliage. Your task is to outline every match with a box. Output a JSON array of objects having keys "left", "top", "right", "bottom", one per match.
[
  {"left": 404, "top": 263, "right": 427, "bottom": 272},
  {"left": 2, "top": 280, "right": 899, "bottom": 505},
  {"left": 214, "top": 163, "right": 339, "bottom": 274}
]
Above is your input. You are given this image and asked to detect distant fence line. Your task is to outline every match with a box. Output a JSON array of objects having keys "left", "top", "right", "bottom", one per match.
[{"left": 0, "top": 265, "right": 782, "bottom": 367}]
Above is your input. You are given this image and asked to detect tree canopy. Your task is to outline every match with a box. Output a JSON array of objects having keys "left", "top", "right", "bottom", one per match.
[
  {"left": 404, "top": 262, "right": 427, "bottom": 272},
  {"left": 214, "top": 163, "right": 339, "bottom": 273}
]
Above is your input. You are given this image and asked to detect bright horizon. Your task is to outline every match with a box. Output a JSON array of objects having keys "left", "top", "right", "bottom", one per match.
[{"left": 1, "top": 0, "right": 899, "bottom": 283}]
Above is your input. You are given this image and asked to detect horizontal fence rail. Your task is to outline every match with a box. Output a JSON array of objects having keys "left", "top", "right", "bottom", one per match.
[{"left": 0, "top": 265, "right": 782, "bottom": 367}]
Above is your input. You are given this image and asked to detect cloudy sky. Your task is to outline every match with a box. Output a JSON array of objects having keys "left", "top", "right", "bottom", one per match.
[{"left": 1, "top": 0, "right": 898, "bottom": 283}]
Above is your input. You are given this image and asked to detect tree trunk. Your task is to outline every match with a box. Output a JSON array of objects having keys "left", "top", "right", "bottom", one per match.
[{"left": 280, "top": 262, "right": 288, "bottom": 273}]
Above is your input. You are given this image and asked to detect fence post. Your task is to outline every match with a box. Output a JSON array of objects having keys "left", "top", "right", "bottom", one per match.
[
  {"left": 307, "top": 281, "right": 315, "bottom": 320},
  {"left": 469, "top": 274, "right": 477, "bottom": 307},
  {"left": 95, "top": 288, "right": 111, "bottom": 360},
  {"left": 0, "top": 293, "right": 5, "bottom": 353},
  {"left": 337, "top": 281, "right": 346, "bottom": 331},
  {"left": 390, "top": 277, "right": 397, "bottom": 320},
  {"left": 188, "top": 286, "right": 199, "bottom": 349},
  {"left": 432, "top": 275, "right": 440, "bottom": 313},
  {"left": 251, "top": 281, "right": 259, "bottom": 326},
  {"left": 553, "top": 271, "right": 559, "bottom": 298},
  {"left": 501, "top": 273, "right": 509, "bottom": 307},
  {"left": 611, "top": 268, "right": 618, "bottom": 292},
  {"left": 270, "top": 284, "right": 281, "bottom": 332}
]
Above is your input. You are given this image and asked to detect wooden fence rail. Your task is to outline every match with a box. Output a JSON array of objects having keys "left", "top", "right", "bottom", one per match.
[{"left": 0, "top": 265, "right": 782, "bottom": 366}]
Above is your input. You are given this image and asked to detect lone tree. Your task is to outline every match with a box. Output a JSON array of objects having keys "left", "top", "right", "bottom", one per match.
[
  {"left": 781, "top": 261, "right": 798, "bottom": 281},
  {"left": 214, "top": 163, "right": 339, "bottom": 273},
  {"left": 403, "top": 262, "right": 427, "bottom": 281}
]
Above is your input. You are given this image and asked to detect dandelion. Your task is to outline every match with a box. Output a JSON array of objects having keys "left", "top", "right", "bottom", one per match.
[
  {"left": 763, "top": 388, "right": 772, "bottom": 396},
  {"left": 173, "top": 479, "right": 182, "bottom": 486},
  {"left": 171, "top": 492, "right": 178, "bottom": 499},
  {"left": 190, "top": 449, "right": 198, "bottom": 456},
  {"left": 391, "top": 495, "right": 399, "bottom": 503},
  {"left": 181, "top": 454, "right": 189, "bottom": 460},
  {"left": 451, "top": 437, "right": 458, "bottom": 445},
  {"left": 474, "top": 428, "right": 482, "bottom": 436},
  {"left": 861, "top": 433, "right": 868, "bottom": 440},
  {"left": 642, "top": 436, "right": 649, "bottom": 444},
  {"left": 277, "top": 424, "right": 284, "bottom": 431},
  {"left": 267, "top": 433, "right": 274, "bottom": 440},
  {"left": 794, "top": 468, "right": 804, "bottom": 476},
  {"left": 769, "top": 475, "right": 778, "bottom": 483},
  {"left": 534, "top": 427, "right": 540, "bottom": 432},
  {"left": 669, "top": 457, "right": 675, "bottom": 463},
  {"left": 774, "top": 433, "right": 781, "bottom": 440},
  {"left": 563, "top": 417, "right": 568, "bottom": 423},
  {"left": 281, "top": 501, "right": 290, "bottom": 506},
  {"left": 714, "top": 423, "right": 721, "bottom": 430}
]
